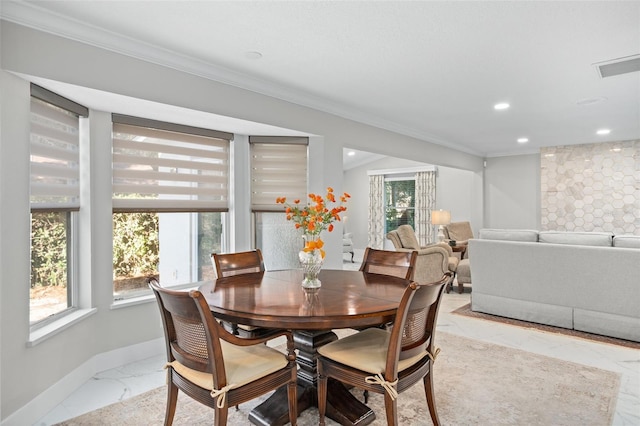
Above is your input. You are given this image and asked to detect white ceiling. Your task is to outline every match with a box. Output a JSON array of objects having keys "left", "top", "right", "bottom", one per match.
[{"left": 2, "top": 1, "right": 639, "bottom": 158}]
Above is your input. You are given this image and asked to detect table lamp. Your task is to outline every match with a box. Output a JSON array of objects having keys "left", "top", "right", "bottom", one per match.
[{"left": 431, "top": 209, "right": 451, "bottom": 242}]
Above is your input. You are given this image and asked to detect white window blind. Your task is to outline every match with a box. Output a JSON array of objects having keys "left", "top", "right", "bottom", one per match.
[
  {"left": 112, "top": 115, "right": 232, "bottom": 212},
  {"left": 30, "top": 85, "right": 88, "bottom": 211},
  {"left": 250, "top": 136, "right": 309, "bottom": 212}
]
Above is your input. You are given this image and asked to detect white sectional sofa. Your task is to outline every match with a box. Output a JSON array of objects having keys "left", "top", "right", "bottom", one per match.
[{"left": 469, "top": 229, "right": 640, "bottom": 342}]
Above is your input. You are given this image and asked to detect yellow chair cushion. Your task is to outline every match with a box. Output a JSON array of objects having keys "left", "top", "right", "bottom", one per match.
[
  {"left": 168, "top": 340, "right": 288, "bottom": 390},
  {"left": 318, "top": 328, "right": 428, "bottom": 374}
]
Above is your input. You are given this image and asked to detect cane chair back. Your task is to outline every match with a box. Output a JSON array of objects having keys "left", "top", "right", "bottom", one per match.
[
  {"left": 149, "top": 281, "right": 298, "bottom": 425},
  {"left": 317, "top": 273, "right": 450, "bottom": 426}
]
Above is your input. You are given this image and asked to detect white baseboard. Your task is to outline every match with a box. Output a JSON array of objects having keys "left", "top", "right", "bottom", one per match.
[{"left": 1, "top": 338, "right": 164, "bottom": 426}]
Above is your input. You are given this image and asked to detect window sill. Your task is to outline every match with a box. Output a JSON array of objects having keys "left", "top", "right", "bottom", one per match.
[
  {"left": 110, "top": 282, "right": 203, "bottom": 310},
  {"left": 28, "top": 308, "right": 98, "bottom": 347},
  {"left": 111, "top": 293, "right": 156, "bottom": 310}
]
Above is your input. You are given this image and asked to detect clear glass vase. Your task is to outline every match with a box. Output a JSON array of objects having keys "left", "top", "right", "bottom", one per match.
[
  {"left": 299, "top": 249, "right": 323, "bottom": 288},
  {"left": 298, "top": 234, "right": 324, "bottom": 288}
]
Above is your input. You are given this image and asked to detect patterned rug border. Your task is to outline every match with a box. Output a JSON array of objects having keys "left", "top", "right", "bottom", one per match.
[{"left": 452, "top": 303, "right": 640, "bottom": 349}]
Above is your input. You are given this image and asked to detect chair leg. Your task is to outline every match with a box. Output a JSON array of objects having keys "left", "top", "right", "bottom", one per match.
[
  {"left": 424, "top": 369, "right": 441, "bottom": 426},
  {"left": 287, "top": 376, "right": 298, "bottom": 426},
  {"left": 363, "top": 389, "right": 369, "bottom": 404},
  {"left": 383, "top": 392, "right": 398, "bottom": 426},
  {"left": 165, "top": 380, "right": 178, "bottom": 426},
  {"left": 318, "top": 368, "right": 328, "bottom": 426},
  {"left": 350, "top": 251, "right": 354, "bottom": 263},
  {"left": 446, "top": 274, "right": 455, "bottom": 293},
  {"left": 214, "top": 405, "right": 229, "bottom": 426}
]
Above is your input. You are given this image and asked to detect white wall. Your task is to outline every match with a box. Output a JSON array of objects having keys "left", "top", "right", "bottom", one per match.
[
  {"left": 343, "top": 156, "right": 479, "bottom": 249},
  {"left": 484, "top": 154, "right": 541, "bottom": 229},
  {"left": 0, "top": 20, "right": 484, "bottom": 422}
]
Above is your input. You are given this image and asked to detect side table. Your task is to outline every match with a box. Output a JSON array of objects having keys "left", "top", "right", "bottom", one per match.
[{"left": 451, "top": 244, "right": 467, "bottom": 258}]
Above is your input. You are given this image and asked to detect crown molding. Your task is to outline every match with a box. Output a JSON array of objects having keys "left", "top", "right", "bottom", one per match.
[
  {"left": 485, "top": 148, "right": 541, "bottom": 158},
  {"left": 1, "top": 1, "right": 485, "bottom": 157}
]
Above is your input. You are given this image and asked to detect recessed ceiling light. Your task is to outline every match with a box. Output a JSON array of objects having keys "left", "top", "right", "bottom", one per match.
[
  {"left": 244, "top": 51, "right": 263, "bottom": 60},
  {"left": 596, "top": 128, "right": 611, "bottom": 135},
  {"left": 347, "top": 151, "right": 356, "bottom": 156},
  {"left": 494, "top": 102, "right": 510, "bottom": 110},
  {"left": 517, "top": 137, "right": 529, "bottom": 143}
]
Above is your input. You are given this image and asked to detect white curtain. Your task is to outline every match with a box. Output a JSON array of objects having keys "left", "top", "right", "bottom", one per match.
[
  {"left": 368, "top": 174, "right": 385, "bottom": 249},
  {"left": 415, "top": 171, "right": 437, "bottom": 245}
]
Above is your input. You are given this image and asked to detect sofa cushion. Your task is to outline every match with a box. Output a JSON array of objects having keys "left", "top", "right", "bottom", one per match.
[
  {"left": 538, "top": 231, "right": 613, "bottom": 247},
  {"left": 613, "top": 235, "right": 640, "bottom": 249},
  {"left": 479, "top": 228, "right": 539, "bottom": 242},
  {"left": 396, "top": 225, "right": 420, "bottom": 249}
]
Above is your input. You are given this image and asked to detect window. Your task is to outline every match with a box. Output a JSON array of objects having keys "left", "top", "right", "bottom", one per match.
[
  {"left": 112, "top": 115, "right": 231, "bottom": 299},
  {"left": 29, "top": 85, "right": 87, "bottom": 325},
  {"left": 250, "top": 136, "right": 308, "bottom": 270},
  {"left": 385, "top": 177, "right": 415, "bottom": 233}
]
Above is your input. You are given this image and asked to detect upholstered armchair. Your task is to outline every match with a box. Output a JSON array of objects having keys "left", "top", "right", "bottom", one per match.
[
  {"left": 443, "top": 221, "right": 474, "bottom": 256},
  {"left": 443, "top": 221, "right": 473, "bottom": 292},
  {"left": 386, "top": 225, "right": 457, "bottom": 286}
]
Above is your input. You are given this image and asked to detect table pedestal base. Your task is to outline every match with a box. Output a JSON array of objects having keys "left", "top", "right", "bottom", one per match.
[
  {"left": 249, "top": 380, "right": 375, "bottom": 426},
  {"left": 249, "top": 330, "right": 376, "bottom": 426}
]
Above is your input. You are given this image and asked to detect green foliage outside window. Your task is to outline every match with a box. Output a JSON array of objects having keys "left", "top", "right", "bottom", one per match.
[
  {"left": 385, "top": 179, "right": 415, "bottom": 233},
  {"left": 197, "top": 213, "right": 222, "bottom": 280},
  {"left": 112, "top": 212, "right": 159, "bottom": 278},
  {"left": 31, "top": 212, "right": 69, "bottom": 288},
  {"left": 32, "top": 210, "right": 222, "bottom": 288}
]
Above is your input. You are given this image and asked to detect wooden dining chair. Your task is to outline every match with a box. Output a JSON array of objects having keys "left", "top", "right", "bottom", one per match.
[
  {"left": 355, "top": 247, "right": 420, "bottom": 402},
  {"left": 317, "top": 273, "right": 450, "bottom": 426},
  {"left": 149, "top": 281, "right": 298, "bottom": 426},
  {"left": 359, "top": 247, "right": 417, "bottom": 280},
  {"left": 211, "top": 249, "right": 265, "bottom": 278},
  {"left": 211, "top": 249, "right": 273, "bottom": 338},
  {"left": 357, "top": 247, "right": 417, "bottom": 332}
]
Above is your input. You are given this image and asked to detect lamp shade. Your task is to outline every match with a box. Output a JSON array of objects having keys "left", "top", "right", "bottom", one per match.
[{"left": 431, "top": 210, "right": 451, "bottom": 225}]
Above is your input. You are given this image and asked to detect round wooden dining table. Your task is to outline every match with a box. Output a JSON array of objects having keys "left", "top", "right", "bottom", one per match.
[{"left": 198, "top": 268, "right": 410, "bottom": 426}]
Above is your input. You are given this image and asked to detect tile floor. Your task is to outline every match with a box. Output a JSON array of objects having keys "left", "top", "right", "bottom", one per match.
[{"left": 35, "top": 251, "right": 640, "bottom": 425}]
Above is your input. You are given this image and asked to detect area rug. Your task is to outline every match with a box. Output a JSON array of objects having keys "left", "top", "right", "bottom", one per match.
[
  {"left": 56, "top": 332, "right": 619, "bottom": 425},
  {"left": 453, "top": 303, "right": 640, "bottom": 350}
]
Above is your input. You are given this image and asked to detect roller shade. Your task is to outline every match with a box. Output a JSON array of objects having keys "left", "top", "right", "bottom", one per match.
[
  {"left": 250, "top": 136, "right": 308, "bottom": 212},
  {"left": 112, "top": 115, "right": 231, "bottom": 212},
  {"left": 30, "top": 85, "right": 87, "bottom": 211}
]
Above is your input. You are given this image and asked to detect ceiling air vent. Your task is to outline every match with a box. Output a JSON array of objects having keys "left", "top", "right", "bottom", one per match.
[{"left": 594, "top": 54, "right": 640, "bottom": 78}]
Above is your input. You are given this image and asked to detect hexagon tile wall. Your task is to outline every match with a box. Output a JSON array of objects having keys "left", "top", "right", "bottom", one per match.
[{"left": 541, "top": 140, "right": 639, "bottom": 235}]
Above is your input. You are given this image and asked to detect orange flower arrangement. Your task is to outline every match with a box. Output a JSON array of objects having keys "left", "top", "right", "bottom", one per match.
[{"left": 276, "top": 187, "right": 350, "bottom": 258}]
